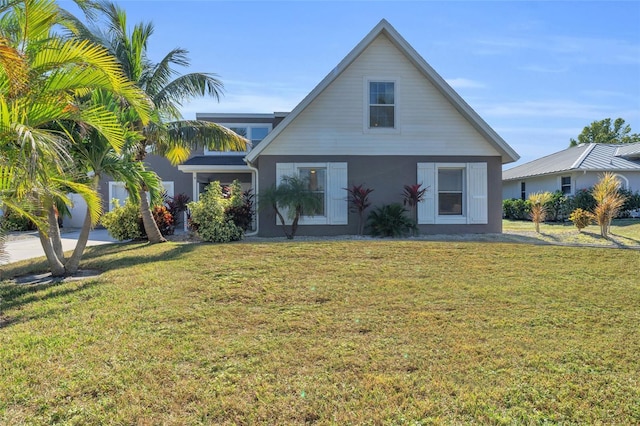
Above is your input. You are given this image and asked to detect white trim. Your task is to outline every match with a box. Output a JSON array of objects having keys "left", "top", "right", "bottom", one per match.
[
  {"left": 246, "top": 19, "right": 519, "bottom": 164},
  {"left": 108, "top": 181, "right": 128, "bottom": 211},
  {"left": 178, "top": 165, "right": 252, "bottom": 173},
  {"left": 363, "top": 77, "right": 399, "bottom": 134},
  {"left": 615, "top": 173, "right": 629, "bottom": 190}
]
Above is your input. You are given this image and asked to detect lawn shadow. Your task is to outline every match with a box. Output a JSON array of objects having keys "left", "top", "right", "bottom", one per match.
[
  {"left": 0, "top": 279, "right": 101, "bottom": 329},
  {"left": 78, "top": 240, "right": 203, "bottom": 273}
]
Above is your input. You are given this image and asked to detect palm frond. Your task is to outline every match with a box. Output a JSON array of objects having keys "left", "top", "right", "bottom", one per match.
[{"left": 153, "top": 72, "right": 223, "bottom": 115}]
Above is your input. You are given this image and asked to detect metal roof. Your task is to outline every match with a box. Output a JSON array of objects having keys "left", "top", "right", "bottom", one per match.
[{"left": 503, "top": 142, "right": 640, "bottom": 181}]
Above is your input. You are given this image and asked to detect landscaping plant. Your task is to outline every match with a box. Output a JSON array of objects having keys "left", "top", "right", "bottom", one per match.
[
  {"left": 101, "top": 200, "right": 145, "bottom": 241},
  {"left": 187, "top": 181, "right": 244, "bottom": 243},
  {"left": 528, "top": 192, "right": 552, "bottom": 233},
  {"left": 345, "top": 184, "right": 374, "bottom": 235},
  {"left": 225, "top": 189, "right": 255, "bottom": 231},
  {"left": 592, "top": 172, "right": 626, "bottom": 238},
  {"left": 367, "top": 203, "right": 417, "bottom": 237},
  {"left": 165, "top": 193, "right": 190, "bottom": 229},
  {"left": 260, "top": 175, "right": 323, "bottom": 239},
  {"left": 502, "top": 198, "right": 530, "bottom": 220},
  {"left": 568, "top": 208, "right": 595, "bottom": 232}
]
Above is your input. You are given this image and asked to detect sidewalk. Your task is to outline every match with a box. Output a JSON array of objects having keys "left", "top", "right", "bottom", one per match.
[{"left": 1, "top": 229, "right": 118, "bottom": 265}]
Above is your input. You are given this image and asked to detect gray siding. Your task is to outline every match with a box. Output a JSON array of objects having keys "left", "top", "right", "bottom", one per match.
[{"left": 257, "top": 155, "right": 503, "bottom": 237}]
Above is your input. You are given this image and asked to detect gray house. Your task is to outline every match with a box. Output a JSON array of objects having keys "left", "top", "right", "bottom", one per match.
[
  {"left": 99, "top": 19, "right": 520, "bottom": 236},
  {"left": 503, "top": 142, "right": 640, "bottom": 200}
]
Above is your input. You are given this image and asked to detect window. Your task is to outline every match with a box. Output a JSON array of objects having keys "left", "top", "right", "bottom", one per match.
[
  {"left": 438, "top": 168, "right": 464, "bottom": 215},
  {"left": 275, "top": 162, "right": 348, "bottom": 225},
  {"left": 298, "top": 167, "right": 326, "bottom": 216},
  {"left": 417, "top": 162, "right": 488, "bottom": 225},
  {"left": 205, "top": 124, "right": 271, "bottom": 155},
  {"left": 561, "top": 176, "right": 571, "bottom": 195},
  {"left": 521, "top": 182, "right": 526, "bottom": 200},
  {"left": 108, "top": 181, "right": 174, "bottom": 211},
  {"left": 368, "top": 81, "right": 395, "bottom": 128}
]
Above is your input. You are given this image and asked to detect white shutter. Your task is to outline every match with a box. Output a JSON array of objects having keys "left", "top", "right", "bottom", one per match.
[
  {"left": 467, "top": 162, "right": 488, "bottom": 224},
  {"left": 328, "top": 162, "right": 348, "bottom": 224},
  {"left": 275, "top": 163, "right": 295, "bottom": 225},
  {"left": 417, "top": 163, "right": 435, "bottom": 224}
]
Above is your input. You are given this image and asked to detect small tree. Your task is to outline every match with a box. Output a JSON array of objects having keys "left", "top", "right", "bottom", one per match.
[
  {"left": 260, "top": 175, "right": 322, "bottom": 239},
  {"left": 345, "top": 184, "right": 374, "bottom": 235},
  {"left": 592, "top": 173, "right": 626, "bottom": 238},
  {"left": 528, "top": 192, "right": 552, "bottom": 233},
  {"left": 403, "top": 184, "right": 427, "bottom": 214}
]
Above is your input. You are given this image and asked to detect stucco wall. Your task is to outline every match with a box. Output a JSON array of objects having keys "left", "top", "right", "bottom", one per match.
[{"left": 256, "top": 155, "right": 503, "bottom": 237}]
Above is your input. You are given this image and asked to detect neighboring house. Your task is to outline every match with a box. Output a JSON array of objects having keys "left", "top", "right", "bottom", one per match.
[
  {"left": 100, "top": 19, "right": 520, "bottom": 236},
  {"left": 503, "top": 142, "right": 640, "bottom": 200}
]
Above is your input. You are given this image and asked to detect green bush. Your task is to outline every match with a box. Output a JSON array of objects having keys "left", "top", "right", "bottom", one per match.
[
  {"left": 569, "top": 188, "right": 596, "bottom": 213},
  {"left": 0, "top": 209, "right": 37, "bottom": 231},
  {"left": 367, "top": 204, "right": 416, "bottom": 238},
  {"left": 502, "top": 198, "right": 530, "bottom": 220},
  {"left": 188, "top": 181, "right": 244, "bottom": 243},
  {"left": 101, "top": 200, "right": 144, "bottom": 241},
  {"left": 620, "top": 188, "right": 640, "bottom": 215},
  {"left": 546, "top": 191, "right": 571, "bottom": 222}
]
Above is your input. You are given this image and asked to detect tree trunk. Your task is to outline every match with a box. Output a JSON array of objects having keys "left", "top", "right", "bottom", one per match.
[
  {"left": 38, "top": 231, "right": 66, "bottom": 277},
  {"left": 64, "top": 206, "right": 93, "bottom": 274},
  {"left": 139, "top": 186, "right": 166, "bottom": 244},
  {"left": 48, "top": 206, "right": 64, "bottom": 261}
]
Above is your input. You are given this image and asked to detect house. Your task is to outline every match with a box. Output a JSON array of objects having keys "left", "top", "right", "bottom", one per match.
[
  {"left": 503, "top": 142, "right": 640, "bottom": 200},
  {"left": 100, "top": 19, "right": 520, "bottom": 236}
]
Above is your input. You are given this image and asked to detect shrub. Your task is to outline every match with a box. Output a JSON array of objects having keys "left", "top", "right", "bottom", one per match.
[
  {"left": 528, "top": 192, "right": 552, "bottom": 233},
  {"left": 225, "top": 189, "right": 254, "bottom": 231},
  {"left": 101, "top": 200, "right": 144, "bottom": 241},
  {"left": 570, "top": 188, "right": 596, "bottom": 213},
  {"left": 569, "top": 208, "right": 595, "bottom": 232},
  {"left": 345, "top": 184, "right": 374, "bottom": 235},
  {"left": 166, "top": 193, "right": 190, "bottom": 228},
  {"left": 502, "top": 198, "right": 530, "bottom": 220},
  {"left": 367, "top": 204, "right": 416, "bottom": 238},
  {"left": 152, "top": 205, "right": 174, "bottom": 236},
  {"left": 620, "top": 188, "right": 640, "bottom": 216},
  {"left": 546, "top": 191, "right": 571, "bottom": 222},
  {"left": 188, "top": 181, "right": 244, "bottom": 243},
  {"left": 0, "top": 209, "right": 37, "bottom": 231}
]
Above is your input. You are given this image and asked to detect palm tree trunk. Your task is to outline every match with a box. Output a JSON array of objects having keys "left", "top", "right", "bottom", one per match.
[
  {"left": 38, "top": 231, "right": 66, "bottom": 277},
  {"left": 64, "top": 206, "right": 93, "bottom": 274},
  {"left": 139, "top": 186, "right": 166, "bottom": 243},
  {"left": 48, "top": 206, "right": 64, "bottom": 261}
]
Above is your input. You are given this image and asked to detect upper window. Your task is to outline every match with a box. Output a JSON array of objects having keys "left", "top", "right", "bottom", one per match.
[
  {"left": 561, "top": 176, "right": 571, "bottom": 195},
  {"left": 205, "top": 124, "right": 271, "bottom": 155},
  {"left": 368, "top": 81, "right": 395, "bottom": 128}
]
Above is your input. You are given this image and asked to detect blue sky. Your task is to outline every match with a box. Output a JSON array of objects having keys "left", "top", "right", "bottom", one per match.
[{"left": 64, "top": 1, "right": 640, "bottom": 166}]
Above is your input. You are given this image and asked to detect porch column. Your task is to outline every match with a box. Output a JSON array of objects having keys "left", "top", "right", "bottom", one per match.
[{"left": 192, "top": 172, "right": 198, "bottom": 202}]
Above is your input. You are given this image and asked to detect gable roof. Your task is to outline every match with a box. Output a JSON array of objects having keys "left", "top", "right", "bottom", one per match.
[
  {"left": 245, "top": 19, "right": 519, "bottom": 164},
  {"left": 503, "top": 142, "right": 640, "bottom": 181}
]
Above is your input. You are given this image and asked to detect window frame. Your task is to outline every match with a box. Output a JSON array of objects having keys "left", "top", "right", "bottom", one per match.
[
  {"left": 204, "top": 123, "right": 271, "bottom": 155},
  {"left": 363, "top": 77, "right": 399, "bottom": 134},
  {"left": 520, "top": 181, "right": 526, "bottom": 201},
  {"left": 108, "top": 181, "right": 174, "bottom": 211},
  {"left": 417, "top": 162, "right": 488, "bottom": 225},
  {"left": 561, "top": 176, "right": 571, "bottom": 195}
]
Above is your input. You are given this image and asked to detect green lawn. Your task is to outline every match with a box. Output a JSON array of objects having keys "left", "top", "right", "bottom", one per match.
[
  {"left": 1, "top": 240, "right": 639, "bottom": 424},
  {"left": 502, "top": 218, "right": 640, "bottom": 248}
]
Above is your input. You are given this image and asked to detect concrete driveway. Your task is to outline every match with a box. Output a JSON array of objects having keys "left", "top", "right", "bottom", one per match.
[{"left": 1, "top": 228, "right": 118, "bottom": 265}]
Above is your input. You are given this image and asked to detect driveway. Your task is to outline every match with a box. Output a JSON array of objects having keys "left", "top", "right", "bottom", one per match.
[{"left": 1, "top": 228, "right": 118, "bottom": 265}]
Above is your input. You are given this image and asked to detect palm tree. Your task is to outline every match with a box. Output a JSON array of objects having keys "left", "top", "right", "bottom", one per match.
[
  {"left": 0, "top": 0, "right": 151, "bottom": 275},
  {"left": 77, "top": 2, "right": 247, "bottom": 243}
]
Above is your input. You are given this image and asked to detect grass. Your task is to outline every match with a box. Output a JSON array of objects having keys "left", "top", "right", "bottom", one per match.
[
  {"left": 1, "top": 238, "right": 639, "bottom": 424},
  {"left": 503, "top": 218, "right": 640, "bottom": 248}
]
